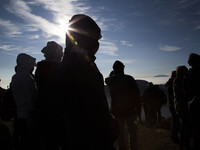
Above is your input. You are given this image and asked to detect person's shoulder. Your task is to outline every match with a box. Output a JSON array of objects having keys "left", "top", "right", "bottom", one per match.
[
  {"left": 105, "top": 76, "right": 115, "bottom": 85},
  {"left": 124, "top": 74, "right": 135, "bottom": 80}
]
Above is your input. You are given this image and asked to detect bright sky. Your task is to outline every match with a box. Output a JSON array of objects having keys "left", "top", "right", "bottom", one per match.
[{"left": 0, "top": 0, "right": 200, "bottom": 88}]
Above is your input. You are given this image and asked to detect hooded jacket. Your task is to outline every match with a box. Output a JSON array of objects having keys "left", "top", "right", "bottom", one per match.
[{"left": 11, "top": 53, "right": 37, "bottom": 118}]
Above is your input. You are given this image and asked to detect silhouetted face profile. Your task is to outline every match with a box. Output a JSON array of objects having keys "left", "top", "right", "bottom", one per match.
[{"left": 67, "top": 14, "right": 102, "bottom": 56}]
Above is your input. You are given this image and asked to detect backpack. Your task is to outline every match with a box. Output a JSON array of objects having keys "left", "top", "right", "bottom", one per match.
[{"left": 0, "top": 88, "right": 16, "bottom": 121}]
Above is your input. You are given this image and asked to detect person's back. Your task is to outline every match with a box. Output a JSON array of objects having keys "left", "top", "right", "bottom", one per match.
[
  {"left": 184, "top": 53, "right": 200, "bottom": 150},
  {"left": 11, "top": 53, "right": 37, "bottom": 150},
  {"left": 185, "top": 53, "right": 200, "bottom": 113},
  {"left": 11, "top": 53, "right": 37, "bottom": 119},
  {"left": 35, "top": 41, "right": 66, "bottom": 150},
  {"left": 173, "top": 66, "right": 188, "bottom": 117},
  {"left": 165, "top": 70, "right": 180, "bottom": 144},
  {"left": 173, "top": 65, "right": 189, "bottom": 150},
  {"left": 105, "top": 60, "right": 140, "bottom": 150},
  {"left": 35, "top": 41, "right": 63, "bottom": 115},
  {"left": 166, "top": 71, "right": 176, "bottom": 116},
  {"left": 106, "top": 73, "right": 140, "bottom": 118},
  {"left": 57, "top": 14, "right": 115, "bottom": 150}
]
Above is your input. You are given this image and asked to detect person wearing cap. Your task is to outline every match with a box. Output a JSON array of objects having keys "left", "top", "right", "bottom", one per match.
[
  {"left": 11, "top": 53, "right": 37, "bottom": 150},
  {"left": 34, "top": 41, "right": 67, "bottom": 150},
  {"left": 105, "top": 60, "right": 141, "bottom": 150},
  {"left": 56, "top": 14, "right": 116, "bottom": 150}
]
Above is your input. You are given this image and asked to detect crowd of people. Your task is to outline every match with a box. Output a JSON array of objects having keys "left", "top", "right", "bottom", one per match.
[
  {"left": 166, "top": 53, "right": 200, "bottom": 150},
  {"left": 0, "top": 13, "right": 199, "bottom": 150}
]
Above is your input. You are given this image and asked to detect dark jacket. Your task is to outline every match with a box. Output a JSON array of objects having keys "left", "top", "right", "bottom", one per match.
[
  {"left": 166, "top": 78, "right": 176, "bottom": 115},
  {"left": 35, "top": 60, "right": 61, "bottom": 115},
  {"left": 58, "top": 47, "right": 113, "bottom": 150},
  {"left": 105, "top": 73, "right": 140, "bottom": 118}
]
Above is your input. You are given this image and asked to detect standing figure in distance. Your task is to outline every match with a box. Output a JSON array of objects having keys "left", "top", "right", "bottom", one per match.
[
  {"left": 165, "top": 70, "right": 180, "bottom": 144},
  {"left": 173, "top": 65, "right": 189, "bottom": 150},
  {"left": 105, "top": 60, "right": 140, "bottom": 150}
]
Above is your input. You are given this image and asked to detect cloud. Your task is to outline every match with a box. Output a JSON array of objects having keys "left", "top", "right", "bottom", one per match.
[
  {"left": 154, "top": 74, "right": 169, "bottom": 77},
  {"left": 131, "top": 12, "right": 145, "bottom": 17},
  {"left": 0, "top": 44, "right": 20, "bottom": 51},
  {"left": 99, "top": 41, "right": 118, "bottom": 56},
  {"left": 159, "top": 45, "right": 181, "bottom": 51},
  {"left": 120, "top": 41, "right": 134, "bottom": 47},
  {"left": 159, "top": 19, "right": 172, "bottom": 26},
  {"left": 99, "top": 59, "right": 136, "bottom": 64},
  {"left": 195, "top": 25, "right": 200, "bottom": 30},
  {"left": 5, "top": 0, "right": 88, "bottom": 43},
  {"left": 3, "top": 0, "right": 119, "bottom": 56},
  {"left": 0, "top": 18, "right": 22, "bottom": 37},
  {"left": 28, "top": 34, "right": 40, "bottom": 39},
  {"left": 0, "top": 51, "right": 17, "bottom": 56},
  {"left": 0, "top": 43, "right": 36, "bottom": 54}
]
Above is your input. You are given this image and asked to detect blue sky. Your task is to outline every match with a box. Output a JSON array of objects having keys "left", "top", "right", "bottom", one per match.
[{"left": 0, "top": 0, "right": 200, "bottom": 88}]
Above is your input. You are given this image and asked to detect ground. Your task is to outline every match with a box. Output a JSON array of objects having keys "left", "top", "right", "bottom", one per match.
[
  {"left": 114, "top": 118, "right": 179, "bottom": 150},
  {"left": 1, "top": 118, "right": 179, "bottom": 150}
]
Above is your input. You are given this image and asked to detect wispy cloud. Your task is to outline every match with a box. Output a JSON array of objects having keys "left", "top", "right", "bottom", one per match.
[
  {"left": 99, "top": 41, "right": 118, "bottom": 56},
  {"left": 2, "top": 0, "right": 121, "bottom": 56},
  {"left": 159, "top": 45, "right": 181, "bottom": 51},
  {"left": 4, "top": 0, "right": 87, "bottom": 43},
  {"left": 159, "top": 19, "right": 172, "bottom": 26},
  {"left": 0, "top": 44, "right": 20, "bottom": 51},
  {"left": 0, "top": 43, "right": 36, "bottom": 54},
  {"left": 196, "top": 10, "right": 200, "bottom": 15},
  {"left": 131, "top": 12, "right": 145, "bottom": 17},
  {"left": 0, "top": 51, "right": 17, "bottom": 56},
  {"left": 195, "top": 25, "right": 200, "bottom": 30},
  {"left": 120, "top": 41, "right": 134, "bottom": 47},
  {"left": 154, "top": 74, "right": 169, "bottom": 77},
  {"left": 28, "top": 34, "right": 40, "bottom": 39},
  {"left": 99, "top": 59, "right": 137, "bottom": 64},
  {"left": 177, "top": 0, "right": 199, "bottom": 9},
  {"left": 0, "top": 18, "right": 22, "bottom": 37}
]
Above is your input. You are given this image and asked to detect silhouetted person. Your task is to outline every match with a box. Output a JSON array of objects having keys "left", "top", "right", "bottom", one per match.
[
  {"left": 184, "top": 53, "right": 200, "bottom": 150},
  {"left": 11, "top": 53, "right": 37, "bottom": 150},
  {"left": 56, "top": 14, "right": 116, "bottom": 150},
  {"left": 143, "top": 82, "right": 165, "bottom": 126},
  {"left": 0, "top": 80, "right": 12, "bottom": 150},
  {"left": 165, "top": 70, "right": 180, "bottom": 144},
  {"left": 35, "top": 41, "right": 66, "bottom": 150},
  {"left": 173, "top": 65, "right": 189, "bottom": 150},
  {"left": 105, "top": 60, "right": 140, "bottom": 150}
]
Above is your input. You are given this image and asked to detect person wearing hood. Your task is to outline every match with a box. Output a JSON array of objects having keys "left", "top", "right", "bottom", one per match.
[
  {"left": 56, "top": 14, "right": 117, "bottom": 150},
  {"left": 34, "top": 41, "right": 66, "bottom": 150},
  {"left": 11, "top": 53, "right": 37, "bottom": 150}
]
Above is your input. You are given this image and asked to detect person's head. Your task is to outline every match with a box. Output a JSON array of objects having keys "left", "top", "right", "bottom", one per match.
[
  {"left": 187, "top": 53, "right": 200, "bottom": 67},
  {"left": 41, "top": 41, "right": 63, "bottom": 61},
  {"left": 16, "top": 53, "right": 36, "bottom": 73},
  {"left": 148, "top": 82, "right": 153, "bottom": 87},
  {"left": 176, "top": 66, "right": 188, "bottom": 78},
  {"left": 171, "top": 70, "right": 176, "bottom": 78},
  {"left": 67, "top": 14, "right": 102, "bottom": 56},
  {"left": 113, "top": 60, "right": 125, "bottom": 74}
]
